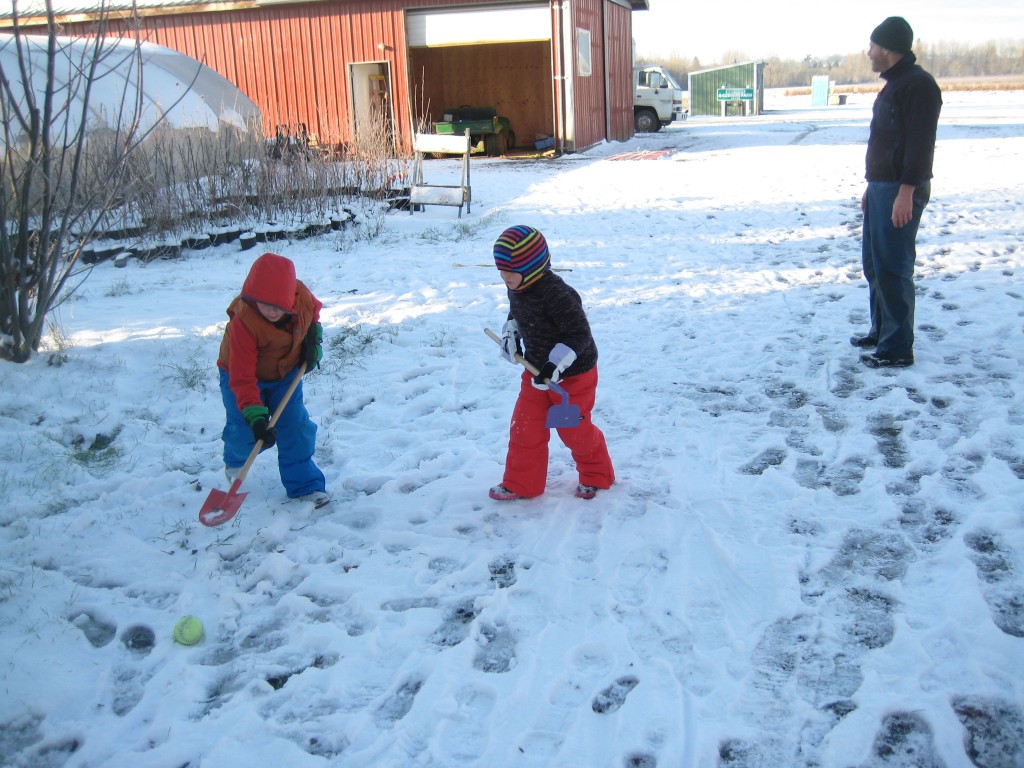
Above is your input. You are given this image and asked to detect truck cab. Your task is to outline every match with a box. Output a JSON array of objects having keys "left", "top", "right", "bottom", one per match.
[{"left": 633, "top": 65, "right": 686, "bottom": 133}]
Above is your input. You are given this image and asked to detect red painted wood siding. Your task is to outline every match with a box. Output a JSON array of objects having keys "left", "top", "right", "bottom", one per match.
[
  {"left": 604, "top": 0, "right": 635, "bottom": 143},
  {"left": 567, "top": 0, "right": 634, "bottom": 150},
  {"left": 570, "top": 0, "right": 606, "bottom": 151}
]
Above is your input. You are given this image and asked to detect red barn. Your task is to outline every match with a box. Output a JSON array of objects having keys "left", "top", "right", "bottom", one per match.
[{"left": 3, "top": 0, "right": 649, "bottom": 154}]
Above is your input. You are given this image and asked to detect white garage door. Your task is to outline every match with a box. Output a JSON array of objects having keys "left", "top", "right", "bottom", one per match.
[{"left": 406, "top": 4, "right": 551, "bottom": 47}]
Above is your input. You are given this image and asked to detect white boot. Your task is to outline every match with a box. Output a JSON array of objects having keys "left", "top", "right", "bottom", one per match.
[{"left": 297, "top": 491, "right": 332, "bottom": 509}]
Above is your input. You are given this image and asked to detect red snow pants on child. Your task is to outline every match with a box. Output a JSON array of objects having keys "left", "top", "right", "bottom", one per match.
[{"left": 501, "top": 367, "right": 615, "bottom": 498}]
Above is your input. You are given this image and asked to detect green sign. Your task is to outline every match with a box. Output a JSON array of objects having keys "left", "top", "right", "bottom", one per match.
[{"left": 717, "top": 87, "right": 754, "bottom": 101}]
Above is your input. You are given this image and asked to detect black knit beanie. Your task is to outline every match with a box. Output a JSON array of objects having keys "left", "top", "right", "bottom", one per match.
[{"left": 871, "top": 16, "right": 913, "bottom": 54}]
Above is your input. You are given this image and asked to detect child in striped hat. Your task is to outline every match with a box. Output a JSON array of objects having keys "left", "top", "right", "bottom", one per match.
[{"left": 491, "top": 225, "right": 615, "bottom": 500}]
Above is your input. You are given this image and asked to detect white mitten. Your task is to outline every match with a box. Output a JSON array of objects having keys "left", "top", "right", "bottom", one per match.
[
  {"left": 500, "top": 319, "right": 521, "bottom": 363},
  {"left": 531, "top": 343, "right": 577, "bottom": 390}
]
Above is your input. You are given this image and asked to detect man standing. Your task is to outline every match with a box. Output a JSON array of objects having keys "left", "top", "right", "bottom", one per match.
[{"left": 853, "top": 16, "right": 942, "bottom": 368}]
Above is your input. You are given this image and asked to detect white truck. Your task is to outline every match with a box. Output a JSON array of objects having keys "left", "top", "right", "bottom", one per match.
[{"left": 633, "top": 64, "right": 686, "bottom": 132}]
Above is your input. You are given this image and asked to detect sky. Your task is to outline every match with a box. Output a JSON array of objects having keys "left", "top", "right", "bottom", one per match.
[
  {"left": 632, "top": 0, "right": 1024, "bottom": 62},
  {"left": 1, "top": 89, "right": 1023, "bottom": 767}
]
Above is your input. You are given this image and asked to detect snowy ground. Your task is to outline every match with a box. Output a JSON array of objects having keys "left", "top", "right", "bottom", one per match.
[{"left": 1, "top": 89, "right": 1023, "bottom": 768}]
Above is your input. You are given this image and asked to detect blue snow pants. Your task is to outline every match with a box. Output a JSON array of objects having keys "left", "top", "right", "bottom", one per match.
[{"left": 220, "top": 367, "right": 325, "bottom": 498}]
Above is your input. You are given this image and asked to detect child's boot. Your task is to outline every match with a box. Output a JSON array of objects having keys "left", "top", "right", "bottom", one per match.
[
  {"left": 489, "top": 484, "right": 521, "bottom": 501},
  {"left": 575, "top": 484, "right": 598, "bottom": 500}
]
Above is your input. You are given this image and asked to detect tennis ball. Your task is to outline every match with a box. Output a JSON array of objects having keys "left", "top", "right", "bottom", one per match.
[{"left": 173, "top": 615, "right": 204, "bottom": 646}]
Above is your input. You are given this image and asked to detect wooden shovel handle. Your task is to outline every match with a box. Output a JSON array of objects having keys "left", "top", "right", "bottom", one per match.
[
  {"left": 229, "top": 361, "right": 308, "bottom": 492},
  {"left": 485, "top": 327, "right": 543, "bottom": 377}
]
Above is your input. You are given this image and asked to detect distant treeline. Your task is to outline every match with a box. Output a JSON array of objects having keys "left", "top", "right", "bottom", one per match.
[{"left": 638, "top": 39, "right": 1024, "bottom": 89}]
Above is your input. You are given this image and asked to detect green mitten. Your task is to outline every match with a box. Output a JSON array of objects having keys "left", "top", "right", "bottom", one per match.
[
  {"left": 242, "top": 405, "right": 275, "bottom": 448},
  {"left": 304, "top": 322, "right": 323, "bottom": 371},
  {"left": 242, "top": 405, "right": 270, "bottom": 427}
]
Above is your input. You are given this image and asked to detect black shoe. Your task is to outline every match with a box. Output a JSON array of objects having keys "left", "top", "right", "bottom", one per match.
[
  {"left": 860, "top": 352, "right": 914, "bottom": 368},
  {"left": 849, "top": 335, "right": 878, "bottom": 349}
]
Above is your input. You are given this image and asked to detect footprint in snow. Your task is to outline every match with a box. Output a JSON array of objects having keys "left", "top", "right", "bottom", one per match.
[
  {"left": 0, "top": 713, "right": 47, "bottom": 762},
  {"left": 70, "top": 610, "right": 117, "bottom": 648},
  {"left": 591, "top": 676, "right": 638, "bottom": 714},
  {"left": 867, "top": 412, "right": 909, "bottom": 469},
  {"left": 120, "top": 624, "right": 155, "bottom": 656},
  {"left": 473, "top": 623, "right": 517, "bottom": 673},
  {"left": 111, "top": 667, "right": 145, "bottom": 717},
  {"left": 375, "top": 677, "right": 423, "bottom": 725},
  {"left": 858, "top": 711, "right": 944, "bottom": 767},
  {"left": 737, "top": 447, "right": 786, "bottom": 476},
  {"left": 488, "top": 556, "right": 517, "bottom": 588},
  {"left": 964, "top": 529, "right": 1024, "bottom": 638},
  {"left": 719, "top": 700, "right": 856, "bottom": 768},
  {"left": 897, "top": 499, "right": 958, "bottom": 550},
  {"left": 801, "top": 529, "right": 914, "bottom": 600},
  {"left": 437, "top": 685, "right": 496, "bottom": 762},
  {"left": 430, "top": 599, "right": 479, "bottom": 647},
  {"left": 953, "top": 695, "right": 1024, "bottom": 766},
  {"left": 543, "top": 645, "right": 615, "bottom": 711},
  {"left": 198, "top": 644, "right": 239, "bottom": 667},
  {"left": 940, "top": 450, "right": 986, "bottom": 499},
  {"left": 624, "top": 754, "right": 657, "bottom": 768},
  {"left": 764, "top": 380, "right": 809, "bottom": 409},
  {"left": 794, "top": 456, "right": 869, "bottom": 496}
]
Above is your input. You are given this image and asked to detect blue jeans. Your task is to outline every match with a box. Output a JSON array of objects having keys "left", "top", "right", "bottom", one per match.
[
  {"left": 861, "top": 181, "right": 930, "bottom": 357},
  {"left": 220, "top": 367, "right": 326, "bottom": 498}
]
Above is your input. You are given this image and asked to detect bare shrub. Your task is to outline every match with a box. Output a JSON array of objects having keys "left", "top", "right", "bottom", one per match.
[
  {"left": 1, "top": 22, "right": 158, "bottom": 362},
  {"left": 124, "top": 106, "right": 409, "bottom": 241}
]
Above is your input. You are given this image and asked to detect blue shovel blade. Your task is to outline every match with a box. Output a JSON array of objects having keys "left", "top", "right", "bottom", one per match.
[{"left": 546, "top": 382, "right": 582, "bottom": 428}]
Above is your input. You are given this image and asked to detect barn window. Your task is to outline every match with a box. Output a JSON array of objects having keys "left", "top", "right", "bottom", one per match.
[{"left": 577, "top": 28, "right": 592, "bottom": 76}]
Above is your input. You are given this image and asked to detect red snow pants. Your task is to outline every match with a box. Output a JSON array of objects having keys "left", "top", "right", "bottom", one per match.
[{"left": 501, "top": 367, "right": 615, "bottom": 498}]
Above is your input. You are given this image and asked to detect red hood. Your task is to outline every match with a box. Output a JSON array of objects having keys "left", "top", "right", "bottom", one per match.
[{"left": 241, "top": 253, "right": 296, "bottom": 312}]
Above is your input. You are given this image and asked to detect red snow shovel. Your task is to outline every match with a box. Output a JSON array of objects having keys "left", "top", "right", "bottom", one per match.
[
  {"left": 485, "top": 328, "right": 582, "bottom": 429},
  {"left": 199, "top": 362, "right": 307, "bottom": 527}
]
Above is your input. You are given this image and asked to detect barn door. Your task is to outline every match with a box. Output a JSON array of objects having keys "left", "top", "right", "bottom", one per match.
[{"left": 350, "top": 61, "right": 395, "bottom": 152}]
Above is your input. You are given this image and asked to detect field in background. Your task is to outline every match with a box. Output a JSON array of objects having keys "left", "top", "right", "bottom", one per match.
[{"left": 785, "top": 75, "right": 1024, "bottom": 98}]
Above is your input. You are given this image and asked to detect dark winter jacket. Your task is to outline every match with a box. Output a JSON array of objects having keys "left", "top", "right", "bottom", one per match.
[
  {"left": 506, "top": 271, "right": 598, "bottom": 377},
  {"left": 217, "top": 253, "right": 321, "bottom": 411},
  {"left": 865, "top": 52, "right": 942, "bottom": 187}
]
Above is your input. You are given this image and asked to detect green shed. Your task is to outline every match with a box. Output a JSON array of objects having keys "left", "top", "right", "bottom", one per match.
[{"left": 687, "top": 60, "right": 766, "bottom": 117}]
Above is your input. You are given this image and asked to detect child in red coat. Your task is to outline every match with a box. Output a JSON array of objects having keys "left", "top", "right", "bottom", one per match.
[
  {"left": 490, "top": 225, "right": 615, "bottom": 500},
  {"left": 216, "top": 252, "right": 328, "bottom": 505}
]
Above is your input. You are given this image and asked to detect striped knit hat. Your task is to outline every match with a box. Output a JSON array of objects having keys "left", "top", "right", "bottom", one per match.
[{"left": 493, "top": 225, "right": 551, "bottom": 291}]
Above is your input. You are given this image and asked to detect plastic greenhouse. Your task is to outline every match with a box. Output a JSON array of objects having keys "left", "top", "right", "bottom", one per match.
[{"left": 0, "top": 34, "right": 261, "bottom": 138}]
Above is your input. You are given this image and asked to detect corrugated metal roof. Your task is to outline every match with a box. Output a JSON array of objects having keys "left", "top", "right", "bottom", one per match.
[
  {"left": 0, "top": 0, "right": 651, "bottom": 22},
  {"left": 2, "top": 0, "right": 649, "bottom": 22},
  {"left": 0, "top": 0, "right": 640, "bottom": 23},
  {"left": 0, "top": 0, "right": 333, "bottom": 21},
  {"left": 3, "top": 0, "right": 183, "bottom": 18}
]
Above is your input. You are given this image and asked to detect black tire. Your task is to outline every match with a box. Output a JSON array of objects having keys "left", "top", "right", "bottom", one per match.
[
  {"left": 634, "top": 108, "right": 661, "bottom": 133},
  {"left": 485, "top": 132, "right": 507, "bottom": 156}
]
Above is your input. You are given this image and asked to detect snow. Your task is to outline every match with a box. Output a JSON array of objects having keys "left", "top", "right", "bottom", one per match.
[{"left": 2, "top": 88, "right": 1023, "bottom": 768}]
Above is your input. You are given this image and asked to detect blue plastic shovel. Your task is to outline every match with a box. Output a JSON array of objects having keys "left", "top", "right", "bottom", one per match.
[{"left": 485, "top": 328, "right": 582, "bottom": 429}]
